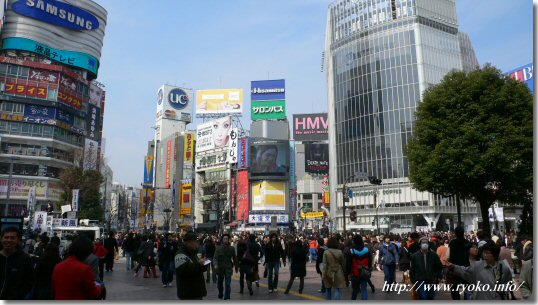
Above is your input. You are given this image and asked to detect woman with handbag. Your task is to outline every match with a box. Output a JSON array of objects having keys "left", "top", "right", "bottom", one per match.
[
  {"left": 322, "top": 237, "right": 346, "bottom": 300},
  {"left": 236, "top": 235, "right": 259, "bottom": 296}
]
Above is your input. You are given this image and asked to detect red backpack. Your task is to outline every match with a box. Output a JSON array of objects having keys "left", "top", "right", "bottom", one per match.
[{"left": 351, "top": 249, "right": 369, "bottom": 277}]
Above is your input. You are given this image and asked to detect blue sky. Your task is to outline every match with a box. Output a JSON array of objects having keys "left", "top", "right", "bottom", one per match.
[{"left": 95, "top": 0, "right": 534, "bottom": 187}]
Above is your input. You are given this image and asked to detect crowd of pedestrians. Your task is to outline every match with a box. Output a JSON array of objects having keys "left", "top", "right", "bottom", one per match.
[{"left": 0, "top": 225, "right": 533, "bottom": 301}]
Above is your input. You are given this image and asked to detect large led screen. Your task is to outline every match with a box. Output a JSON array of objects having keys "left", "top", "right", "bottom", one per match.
[{"left": 249, "top": 140, "right": 289, "bottom": 179}]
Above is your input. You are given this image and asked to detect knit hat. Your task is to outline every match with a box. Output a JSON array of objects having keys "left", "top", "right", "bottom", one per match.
[{"left": 419, "top": 237, "right": 429, "bottom": 244}]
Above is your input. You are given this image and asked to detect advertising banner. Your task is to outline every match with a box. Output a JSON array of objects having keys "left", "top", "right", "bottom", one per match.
[
  {"left": 228, "top": 128, "right": 238, "bottom": 164},
  {"left": 157, "top": 85, "right": 193, "bottom": 123},
  {"left": 4, "top": 81, "right": 48, "bottom": 99},
  {"left": 507, "top": 63, "right": 534, "bottom": 93},
  {"left": 196, "top": 89, "right": 244, "bottom": 114},
  {"left": 237, "top": 137, "right": 249, "bottom": 169},
  {"left": 89, "top": 83, "right": 104, "bottom": 107},
  {"left": 166, "top": 140, "right": 172, "bottom": 188},
  {"left": 23, "top": 105, "right": 56, "bottom": 125},
  {"left": 0, "top": 179, "right": 47, "bottom": 198},
  {"left": 2, "top": 37, "right": 100, "bottom": 77},
  {"left": 293, "top": 113, "right": 329, "bottom": 141},
  {"left": 33, "top": 211, "right": 47, "bottom": 233},
  {"left": 71, "top": 189, "right": 79, "bottom": 212},
  {"left": 143, "top": 156, "right": 154, "bottom": 185},
  {"left": 27, "top": 186, "right": 36, "bottom": 212},
  {"left": 86, "top": 103, "right": 101, "bottom": 141},
  {"left": 195, "top": 116, "right": 232, "bottom": 153},
  {"left": 139, "top": 189, "right": 145, "bottom": 228},
  {"left": 248, "top": 213, "right": 289, "bottom": 224},
  {"left": 251, "top": 181, "right": 286, "bottom": 211},
  {"left": 301, "top": 211, "right": 325, "bottom": 218},
  {"left": 183, "top": 132, "right": 194, "bottom": 162},
  {"left": 180, "top": 183, "right": 192, "bottom": 215},
  {"left": 251, "top": 79, "right": 285, "bottom": 101},
  {"left": 29, "top": 68, "right": 58, "bottom": 83},
  {"left": 304, "top": 143, "right": 329, "bottom": 174},
  {"left": 83, "top": 139, "right": 99, "bottom": 170},
  {"left": 249, "top": 140, "right": 289, "bottom": 178},
  {"left": 251, "top": 100, "right": 286, "bottom": 120},
  {"left": 195, "top": 149, "right": 228, "bottom": 172},
  {"left": 237, "top": 171, "right": 249, "bottom": 221}
]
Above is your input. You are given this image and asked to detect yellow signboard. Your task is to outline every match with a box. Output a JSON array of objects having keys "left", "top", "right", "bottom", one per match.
[
  {"left": 183, "top": 132, "right": 194, "bottom": 162},
  {"left": 251, "top": 181, "right": 286, "bottom": 211},
  {"left": 196, "top": 89, "right": 244, "bottom": 114},
  {"left": 180, "top": 183, "right": 192, "bottom": 215},
  {"left": 301, "top": 211, "right": 325, "bottom": 218}
]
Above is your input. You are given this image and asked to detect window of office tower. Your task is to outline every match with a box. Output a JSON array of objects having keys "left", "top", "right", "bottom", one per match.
[{"left": 334, "top": 25, "right": 420, "bottom": 185}]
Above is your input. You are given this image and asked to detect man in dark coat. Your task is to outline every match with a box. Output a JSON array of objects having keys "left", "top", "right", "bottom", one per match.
[
  {"left": 103, "top": 232, "right": 118, "bottom": 272},
  {"left": 285, "top": 240, "right": 308, "bottom": 294},
  {"left": 203, "top": 236, "right": 217, "bottom": 283},
  {"left": 175, "top": 232, "right": 207, "bottom": 300},
  {"left": 447, "top": 227, "right": 470, "bottom": 300},
  {"left": 263, "top": 233, "right": 286, "bottom": 293},
  {"left": 410, "top": 237, "right": 443, "bottom": 300},
  {"left": 0, "top": 227, "right": 34, "bottom": 299}
]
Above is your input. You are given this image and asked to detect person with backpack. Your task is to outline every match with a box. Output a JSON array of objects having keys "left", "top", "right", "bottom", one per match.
[
  {"left": 347, "top": 234, "right": 372, "bottom": 300},
  {"left": 378, "top": 235, "right": 399, "bottom": 286}
]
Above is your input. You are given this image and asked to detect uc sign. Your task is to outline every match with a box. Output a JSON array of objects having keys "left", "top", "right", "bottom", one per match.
[
  {"left": 12, "top": 0, "right": 100, "bottom": 31},
  {"left": 168, "top": 88, "right": 189, "bottom": 110}
]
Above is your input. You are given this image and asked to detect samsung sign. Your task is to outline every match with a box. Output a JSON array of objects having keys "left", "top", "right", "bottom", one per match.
[
  {"left": 251, "top": 79, "right": 286, "bottom": 101},
  {"left": 12, "top": 0, "right": 100, "bottom": 31},
  {"left": 168, "top": 88, "right": 189, "bottom": 110}
]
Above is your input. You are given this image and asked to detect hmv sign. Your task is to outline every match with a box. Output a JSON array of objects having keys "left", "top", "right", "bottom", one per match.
[{"left": 293, "top": 113, "right": 328, "bottom": 141}]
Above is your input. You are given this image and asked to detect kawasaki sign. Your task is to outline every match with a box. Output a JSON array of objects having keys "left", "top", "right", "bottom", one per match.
[{"left": 251, "top": 100, "right": 286, "bottom": 120}]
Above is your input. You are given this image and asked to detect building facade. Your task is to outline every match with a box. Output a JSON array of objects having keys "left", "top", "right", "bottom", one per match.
[
  {"left": 326, "top": 0, "right": 479, "bottom": 233},
  {"left": 0, "top": 0, "right": 107, "bottom": 217}
]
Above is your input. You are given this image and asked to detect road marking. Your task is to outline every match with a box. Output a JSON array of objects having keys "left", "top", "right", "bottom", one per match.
[{"left": 231, "top": 275, "right": 325, "bottom": 301}]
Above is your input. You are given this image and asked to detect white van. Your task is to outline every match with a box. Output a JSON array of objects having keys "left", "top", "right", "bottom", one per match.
[{"left": 53, "top": 226, "right": 105, "bottom": 254}]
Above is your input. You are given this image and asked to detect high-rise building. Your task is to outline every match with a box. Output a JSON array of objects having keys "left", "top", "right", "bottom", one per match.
[
  {"left": 0, "top": 0, "right": 107, "bottom": 216},
  {"left": 326, "top": 0, "right": 479, "bottom": 233}
]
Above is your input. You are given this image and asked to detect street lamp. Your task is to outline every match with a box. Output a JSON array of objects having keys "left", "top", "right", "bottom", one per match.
[{"left": 368, "top": 176, "right": 382, "bottom": 235}]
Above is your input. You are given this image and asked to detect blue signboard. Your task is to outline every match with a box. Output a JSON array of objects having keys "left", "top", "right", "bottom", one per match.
[
  {"left": 55, "top": 109, "right": 74, "bottom": 125},
  {"left": 237, "top": 136, "right": 249, "bottom": 169},
  {"left": 3, "top": 37, "right": 99, "bottom": 77},
  {"left": 251, "top": 79, "right": 285, "bottom": 101},
  {"left": 12, "top": 0, "right": 100, "bottom": 31},
  {"left": 143, "top": 156, "right": 154, "bottom": 185},
  {"left": 23, "top": 105, "right": 56, "bottom": 125},
  {"left": 168, "top": 88, "right": 190, "bottom": 110},
  {"left": 506, "top": 63, "right": 534, "bottom": 94}
]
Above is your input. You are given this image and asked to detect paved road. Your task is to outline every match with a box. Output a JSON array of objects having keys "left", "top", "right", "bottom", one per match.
[{"left": 105, "top": 256, "right": 457, "bottom": 301}]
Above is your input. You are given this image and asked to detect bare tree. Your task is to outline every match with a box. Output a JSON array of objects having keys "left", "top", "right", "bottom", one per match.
[{"left": 154, "top": 191, "right": 174, "bottom": 232}]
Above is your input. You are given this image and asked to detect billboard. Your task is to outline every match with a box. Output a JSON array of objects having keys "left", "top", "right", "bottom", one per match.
[
  {"left": 251, "top": 79, "right": 285, "bottom": 101},
  {"left": 251, "top": 181, "right": 286, "bottom": 211},
  {"left": 304, "top": 143, "right": 329, "bottom": 174},
  {"left": 251, "top": 100, "right": 286, "bottom": 121},
  {"left": 196, "top": 89, "right": 244, "bottom": 114},
  {"left": 143, "top": 156, "right": 154, "bottom": 185},
  {"left": 228, "top": 128, "right": 238, "bottom": 164},
  {"left": 248, "top": 213, "right": 289, "bottom": 225},
  {"left": 183, "top": 132, "right": 194, "bottom": 162},
  {"left": 195, "top": 149, "right": 228, "bottom": 172},
  {"left": 507, "top": 63, "right": 534, "bottom": 93},
  {"left": 293, "top": 113, "right": 329, "bottom": 141},
  {"left": 195, "top": 116, "right": 232, "bottom": 153},
  {"left": 166, "top": 140, "right": 172, "bottom": 188},
  {"left": 237, "top": 137, "right": 249, "bottom": 169},
  {"left": 3, "top": 0, "right": 107, "bottom": 78},
  {"left": 249, "top": 140, "right": 289, "bottom": 179},
  {"left": 156, "top": 85, "right": 193, "bottom": 123},
  {"left": 236, "top": 171, "right": 249, "bottom": 221},
  {"left": 89, "top": 83, "right": 105, "bottom": 107},
  {"left": 86, "top": 103, "right": 101, "bottom": 141},
  {"left": 180, "top": 183, "right": 192, "bottom": 215},
  {"left": 83, "top": 139, "right": 99, "bottom": 170}
]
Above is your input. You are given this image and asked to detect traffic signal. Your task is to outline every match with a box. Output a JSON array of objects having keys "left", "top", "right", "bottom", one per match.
[{"left": 350, "top": 210, "right": 357, "bottom": 221}]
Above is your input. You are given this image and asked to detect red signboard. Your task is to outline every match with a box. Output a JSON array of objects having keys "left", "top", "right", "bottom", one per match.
[
  {"left": 5, "top": 82, "right": 48, "bottom": 99},
  {"left": 237, "top": 170, "right": 250, "bottom": 221},
  {"left": 29, "top": 69, "right": 59, "bottom": 84},
  {"left": 58, "top": 90, "right": 82, "bottom": 109},
  {"left": 166, "top": 140, "right": 172, "bottom": 188}
]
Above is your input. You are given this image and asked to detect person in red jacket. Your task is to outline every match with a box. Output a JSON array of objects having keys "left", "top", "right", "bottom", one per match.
[
  {"left": 53, "top": 235, "right": 105, "bottom": 300},
  {"left": 93, "top": 239, "right": 109, "bottom": 282}
]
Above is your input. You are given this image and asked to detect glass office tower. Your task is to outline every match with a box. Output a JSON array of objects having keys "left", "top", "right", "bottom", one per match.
[{"left": 326, "top": 0, "right": 479, "bottom": 233}]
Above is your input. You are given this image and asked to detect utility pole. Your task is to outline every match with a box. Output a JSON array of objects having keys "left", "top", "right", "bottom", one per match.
[{"left": 368, "top": 176, "right": 382, "bottom": 235}]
